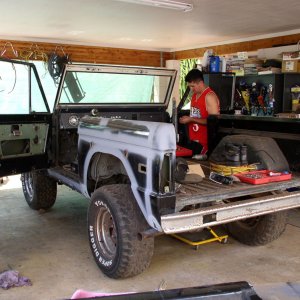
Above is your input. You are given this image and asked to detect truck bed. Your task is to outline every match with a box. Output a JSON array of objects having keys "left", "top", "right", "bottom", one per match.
[
  {"left": 176, "top": 174, "right": 300, "bottom": 212},
  {"left": 161, "top": 174, "right": 300, "bottom": 233}
]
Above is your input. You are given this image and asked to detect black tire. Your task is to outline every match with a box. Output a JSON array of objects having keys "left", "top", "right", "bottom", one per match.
[
  {"left": 21, "top": 171, "right": 57, "bottom": 210},
  {"left": 88, "top": 184, "right": 154, "bottom": 278},
  {"left": 226, "top": 211, "right": 288, "bottom": 246}
]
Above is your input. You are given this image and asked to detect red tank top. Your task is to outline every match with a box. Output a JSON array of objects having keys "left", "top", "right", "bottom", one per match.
[{"left": 188, "top": 87, "right": 219, "bottom": 154}]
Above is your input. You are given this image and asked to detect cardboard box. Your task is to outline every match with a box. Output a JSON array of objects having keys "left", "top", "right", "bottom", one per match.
[
  {"left": 282, "top": 59, "right": 300, "bottom": 73},
  {"left": 282, "top": 51, "right": 300, "bottom": 60}
]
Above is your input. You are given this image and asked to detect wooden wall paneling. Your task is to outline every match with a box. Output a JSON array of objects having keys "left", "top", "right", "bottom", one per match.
[
  {"left": 172, "top": 33, "right": 300, "bottom": 60},
  {"left": 1, "top": 33, "right": 300, "bottom": 66},
  {"left": 0, "top": 39, "right": 169, "bottom": 67}
]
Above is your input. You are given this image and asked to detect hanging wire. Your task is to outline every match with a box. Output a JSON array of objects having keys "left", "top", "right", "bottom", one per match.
[
  {"left": 19, "top": 43, "right": 48, "bottom": 61},
  {"left": 54, "top": 45, "right": 66, "bottom": 57},
  {"left": 19, "top": 43, "right": 48, "bottom": 77},
  {"left": 0, "top": 42, "right": 18, "bottom": 58},
  {"left": 0, "top": 42, "right": 17, "bottom": 94}
]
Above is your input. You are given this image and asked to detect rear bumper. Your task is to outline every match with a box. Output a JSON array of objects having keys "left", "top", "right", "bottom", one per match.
[{"left": 161, "top": 191, "right": 300, "bottom": 234}]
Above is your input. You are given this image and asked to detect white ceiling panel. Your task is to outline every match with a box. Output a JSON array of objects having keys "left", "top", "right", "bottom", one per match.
[{"left": 0, "top": 0, "right": 299, "bottom": 51}]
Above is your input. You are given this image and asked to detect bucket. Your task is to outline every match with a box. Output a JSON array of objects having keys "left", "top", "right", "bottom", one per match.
[{"left": 209, "top": 56, "right": 220, "bottom": 73}]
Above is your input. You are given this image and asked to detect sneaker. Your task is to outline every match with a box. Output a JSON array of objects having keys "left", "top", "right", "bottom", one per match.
[{"left": 192, "top": 154, "right": 207, "bottom": 161}]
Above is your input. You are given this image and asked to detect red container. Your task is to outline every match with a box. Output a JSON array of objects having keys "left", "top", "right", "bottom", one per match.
[
  {"left": 235, "top": 170, "right": 292, "bottom": 185},
  {"left": 176, "top": 146, "right": 193, "bottom": 157}
]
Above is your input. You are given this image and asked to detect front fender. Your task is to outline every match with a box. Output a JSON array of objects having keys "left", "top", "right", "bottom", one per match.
[{"left": 78, "top": 117, "right": 177, "bottom": 231}]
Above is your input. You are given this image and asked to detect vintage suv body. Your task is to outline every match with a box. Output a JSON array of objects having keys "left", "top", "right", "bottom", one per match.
[{"left": 1, "top": 58, "right": 300, "bottom": 279}]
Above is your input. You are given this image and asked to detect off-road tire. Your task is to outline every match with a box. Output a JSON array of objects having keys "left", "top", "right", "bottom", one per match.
[
  {"left": 21, "top": 171, "right": 57, "bottom": 210},
  {"left": 88, "top": 184, "right": 154, "bottom": 279},
  {"left": 226, "top": 211, "right": 288, "bottom": 245}
]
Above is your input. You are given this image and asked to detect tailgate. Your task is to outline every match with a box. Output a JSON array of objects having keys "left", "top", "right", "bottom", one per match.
[
  {"left": 175, "top": 175, "right": 300, "bottom": 211},
  {"left": 161, "top": 174, "right": 300, "bottom": 234}
]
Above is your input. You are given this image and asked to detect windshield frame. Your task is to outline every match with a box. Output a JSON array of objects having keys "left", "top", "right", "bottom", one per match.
[{"left": 54, "top": 63, "right": 176, "bottom": 110}]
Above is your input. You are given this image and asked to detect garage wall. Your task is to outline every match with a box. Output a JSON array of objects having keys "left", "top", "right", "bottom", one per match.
[
  {"left": 1, "top": 33, "right": 299, "bottom": 66},
  {"left": 0, "top": 39, "right": 172, "bottom": 67},
  {"left": 172, "top": 33, "right": 300, "bottom": 60}
]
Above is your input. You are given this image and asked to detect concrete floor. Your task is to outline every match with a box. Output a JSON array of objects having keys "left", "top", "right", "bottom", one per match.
[{"left": 0, "top": 176, "right": 300, "bottom": 300}]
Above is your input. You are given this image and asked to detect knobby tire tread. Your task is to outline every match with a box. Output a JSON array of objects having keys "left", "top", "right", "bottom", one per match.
[
  {"left": 89, "top": 184, "right": 154, "bottom": 278},
  {"left": 227, "top": 211, "right": 287, "bottom": 246},
  {"left": 21, "top": 171, "right": 57, "bottom": 210}
]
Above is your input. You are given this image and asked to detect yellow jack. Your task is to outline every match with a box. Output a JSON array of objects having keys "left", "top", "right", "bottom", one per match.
[{"left": 171, "top": 227, "right": 228, "bottom": 250}]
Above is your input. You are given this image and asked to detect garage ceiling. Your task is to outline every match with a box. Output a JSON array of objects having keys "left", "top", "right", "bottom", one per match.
[{"left": 1, "top": 0, "right": 300, "bottom": 51}]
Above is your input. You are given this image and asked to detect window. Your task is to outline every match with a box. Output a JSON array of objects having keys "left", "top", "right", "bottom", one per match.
[
  {"left": 59, "top": 71, "right": 172, "bottom": 105},
  {"left": 32, "top": 61, "right": 57, "bottom": 111},
  {"left": 0, "top": 60, "right": 52, "bottom": 114}
]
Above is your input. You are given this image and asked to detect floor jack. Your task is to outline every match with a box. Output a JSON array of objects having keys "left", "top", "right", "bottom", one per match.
[{"left": 172, "top": 227, "right": 228, "bottom": 250}]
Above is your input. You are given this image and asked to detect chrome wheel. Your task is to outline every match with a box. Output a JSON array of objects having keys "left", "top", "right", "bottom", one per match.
[
  {"left": 88, "top": 184, "right": 154, "bottom": 278},
  {"left": 96, "top": 207, "right": 117, "bottom": 260}
]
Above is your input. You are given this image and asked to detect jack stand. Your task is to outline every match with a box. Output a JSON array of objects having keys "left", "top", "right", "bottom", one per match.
[{"left": 171, "top": 227, "right": 228, "bottom": 250}]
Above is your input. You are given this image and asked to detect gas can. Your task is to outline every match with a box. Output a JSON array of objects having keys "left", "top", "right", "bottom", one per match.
[{"left": 209, "top": 56, "right": 220, "bottom": 73}]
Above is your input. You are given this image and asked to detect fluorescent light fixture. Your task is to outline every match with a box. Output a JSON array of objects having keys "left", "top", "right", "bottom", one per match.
[{"left": 115, "top": 0, "right": 193, "bottom": 12}]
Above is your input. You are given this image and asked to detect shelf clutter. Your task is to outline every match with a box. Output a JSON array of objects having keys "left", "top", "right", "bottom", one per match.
[
  {"left": 192, "top": 45, "right": 300, "bottom": 116},
  {"left": 227, "top": 51, "right": 300, "bottom": 115},
  {"left": 282, "top": 50, "right": 300, "bottom": 73},
  {"left": 226, "top": 56, "right": 282, "bottom": 76},
  {"left": 225, "top": 49, "right": 300, "bottom": 76}
]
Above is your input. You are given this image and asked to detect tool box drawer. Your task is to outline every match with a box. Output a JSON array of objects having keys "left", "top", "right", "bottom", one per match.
[{"left": 235, "top": 170, "right": 292, "bottom": 185}]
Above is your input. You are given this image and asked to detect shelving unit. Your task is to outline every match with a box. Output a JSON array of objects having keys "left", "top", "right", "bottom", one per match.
[
  {"left": 282, "top": 73, "right": 300, "bottom": 112},
  {"left": 194, "top": 72, "right": 299, "bottom": 115},
  {"left": 236, "top": 73, "right": 284, "bottom": 114}
]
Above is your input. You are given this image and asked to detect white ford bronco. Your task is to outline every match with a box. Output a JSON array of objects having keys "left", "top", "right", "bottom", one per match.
[{"left": 1, "top": 58, "right": 300, "bottom": 278}]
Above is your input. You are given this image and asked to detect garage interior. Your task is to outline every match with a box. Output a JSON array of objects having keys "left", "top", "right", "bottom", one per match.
[
  {"left": 0, "top": 178, "right": 299, "bottom": 299},
  {"left": 1, "top": 0, "right": 300, "bottom": 299}
]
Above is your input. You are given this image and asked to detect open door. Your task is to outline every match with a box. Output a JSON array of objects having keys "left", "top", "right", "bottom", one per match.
[{"left": 0, "top": 58, "right": 51, "bottom": 177}]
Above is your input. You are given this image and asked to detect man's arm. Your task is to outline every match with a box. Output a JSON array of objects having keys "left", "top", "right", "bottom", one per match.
[
  {"left": 205, "top": 92, "right": 220, "bottom": 115},
  {"left": 179, "top": 115, "right": 207, "bottom": 125}
]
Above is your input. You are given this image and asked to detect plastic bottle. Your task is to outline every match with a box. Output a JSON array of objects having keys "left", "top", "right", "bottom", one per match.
[
  {"left": 209, "top": 56, "right": 220, "bottom": 73},
  {"left": 220, "top": 56, "right": 227, "bottom": 73}
]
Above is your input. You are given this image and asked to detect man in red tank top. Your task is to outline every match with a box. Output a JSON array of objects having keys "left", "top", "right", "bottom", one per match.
[{"left": 179, "top": 69, "right": 220, "bottom": 159}]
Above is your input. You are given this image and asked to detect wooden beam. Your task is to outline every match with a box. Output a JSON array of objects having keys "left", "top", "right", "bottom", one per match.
[
  {"left": 0, "top": 39, "right": 170, "bottom": 67},
  {"left": 172, "top": 33, "right": 300, "bottom": 60},
  {"left": 1, "top": 33, "right": 299, "bottom": 66}
]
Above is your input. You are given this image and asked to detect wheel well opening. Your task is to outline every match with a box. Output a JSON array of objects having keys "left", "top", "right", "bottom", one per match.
[{"left": 87, "top": 153, "right": 130, "bottom": 195}]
